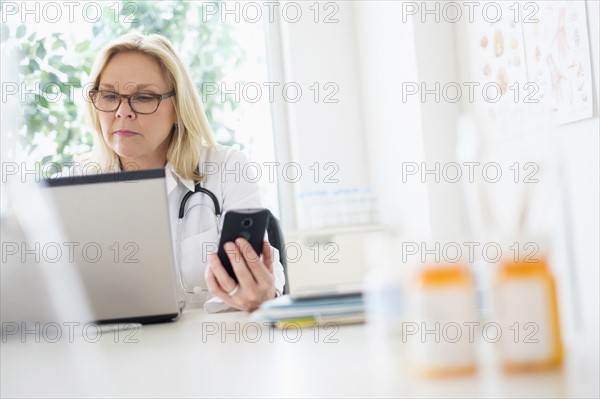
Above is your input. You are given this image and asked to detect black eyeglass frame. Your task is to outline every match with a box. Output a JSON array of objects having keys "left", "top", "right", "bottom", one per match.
[{"left": 89, "top": 89, "right": 176, "bottom": 114}]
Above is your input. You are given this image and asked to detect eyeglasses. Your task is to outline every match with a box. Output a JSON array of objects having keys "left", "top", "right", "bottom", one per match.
[{"left": 89, "top": 89, "right": 176, "bottom": 114}]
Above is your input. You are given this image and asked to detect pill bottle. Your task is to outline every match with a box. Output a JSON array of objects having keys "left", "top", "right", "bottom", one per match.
[
  {"left": 493, "top": 242, "right": 563, "bottom": 372},
  {"left": 406, "top": 264, "right": 479, "bottom": 378}
]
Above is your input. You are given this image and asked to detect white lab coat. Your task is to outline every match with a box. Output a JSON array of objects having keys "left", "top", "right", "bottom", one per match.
[{"left": 73, "top": 145, "right": 285, "bottom": 313}]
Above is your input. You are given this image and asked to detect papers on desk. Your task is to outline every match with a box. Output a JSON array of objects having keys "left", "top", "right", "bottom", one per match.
[{"left": 252, "top": 294, "right": 365, "bottom": 328}]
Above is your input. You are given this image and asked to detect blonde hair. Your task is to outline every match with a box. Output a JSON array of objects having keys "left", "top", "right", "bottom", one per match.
[{"left": 80, "top": 32, "right": 215, "bottom": 181}]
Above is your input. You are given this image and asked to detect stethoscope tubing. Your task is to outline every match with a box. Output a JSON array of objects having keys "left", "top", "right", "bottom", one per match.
[
  {"left": 178, "top": 183, "right": 221, "bottom": 219},
  {"left": 176, "top": 182, "right": 222, "bottom": 299}
]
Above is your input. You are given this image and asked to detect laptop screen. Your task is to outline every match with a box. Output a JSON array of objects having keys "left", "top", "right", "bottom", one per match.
[{"left": 42, "top": 169, "right": 180, "bottom": 324}]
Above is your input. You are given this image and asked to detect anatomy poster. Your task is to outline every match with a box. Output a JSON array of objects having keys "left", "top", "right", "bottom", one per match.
[
  {"left": 522, "top": 1, "right": 593, "bottom": 125},
  {"left": 466, "top": 2, "right": 531, "bottom": 122}
]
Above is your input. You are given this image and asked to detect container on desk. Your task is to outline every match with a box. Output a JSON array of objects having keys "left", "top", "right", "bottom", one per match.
[
  {"left": 406, "top": 264, "right": 479, "bottom": 378},
  {"left": 493, "top": 244, "right": 563, "bottom": 373},
  {"left": 364, "top": 259, "right": 407, "bottom": 352},
  {"left": 363, "top": 233, "right": 409, "bottom": 368}
]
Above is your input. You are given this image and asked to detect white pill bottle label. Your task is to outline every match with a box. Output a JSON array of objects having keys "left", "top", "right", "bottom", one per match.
[
  {"left": 407, "top": 286, "right": 478, "bottom": 374},
  {"left": 495, "top": 278, "right": 553, "bottom": 363}
]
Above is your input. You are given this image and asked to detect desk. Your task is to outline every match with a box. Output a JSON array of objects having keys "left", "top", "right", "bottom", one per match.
[{"left": 1, "top": 309, "right": 598, "bottom": 398}]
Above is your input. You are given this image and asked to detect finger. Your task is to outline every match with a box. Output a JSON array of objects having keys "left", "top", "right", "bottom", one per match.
[
  {"left": 262, "top": 241, "right": 274, "bottom": 273},
  {"left": 235, "top": 238, "right": 274, "bottom": 290},
  {"left": 208, "top": 252, "right": 238, "bottom": 295},
  {"left": 206, "top": 257, "right": 246, "bottom": 309},
  {"left": 226, "top": 241, "right": 259, "bottom": 291},
  {"left": 205, "top": 262, "right": 233, "bottom": 304},
  {"left": 235, "top": 238, "right": 261, "bottom": 267},
  {"left": 234, "top": 238, "right": 270, "bottom": 282}
]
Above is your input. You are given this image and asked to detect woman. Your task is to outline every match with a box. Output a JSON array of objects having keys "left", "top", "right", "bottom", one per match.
[{"left": 77, "top": 32, "right": 285, "bottom": 312}]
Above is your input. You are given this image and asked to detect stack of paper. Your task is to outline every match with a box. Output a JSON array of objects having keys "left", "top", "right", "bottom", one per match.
[{"left": 252, "top": 294, "right": 364, "bottom": 328}]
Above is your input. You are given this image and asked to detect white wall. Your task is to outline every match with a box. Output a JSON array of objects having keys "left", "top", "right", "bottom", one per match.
[
  {"left": 564, "top": 0, "right": 599, "bottom": 346},
  {"left": 353, "top": 1, "right": 431, "bottom": 238},
  {"left": 411, "top": 18, "right": 470, "bottom": 241},
  {"left": 553, "top": 0, "right": 599, "bottom": 346},
  {"left": 277, "top": 2, "right": 370, "bottom": 230}
]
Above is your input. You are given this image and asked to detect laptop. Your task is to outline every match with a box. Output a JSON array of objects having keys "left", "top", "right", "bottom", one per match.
[{"left": 42, "top": 169, "right": 181, "bottom": 324}]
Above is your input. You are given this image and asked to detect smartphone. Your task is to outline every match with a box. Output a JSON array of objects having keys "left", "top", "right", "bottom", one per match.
[{"left": 217, "top": 208, "right": 271, "bottom": 283}]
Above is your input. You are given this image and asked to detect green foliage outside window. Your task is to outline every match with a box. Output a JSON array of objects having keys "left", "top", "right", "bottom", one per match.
[{"left": 1, "top": 0, "right": 246, "bottom": 169}]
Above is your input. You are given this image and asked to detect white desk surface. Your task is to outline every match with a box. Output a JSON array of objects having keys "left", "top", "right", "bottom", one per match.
[{"left": 1, "top": 308, "right": 598, "bottom": 398}]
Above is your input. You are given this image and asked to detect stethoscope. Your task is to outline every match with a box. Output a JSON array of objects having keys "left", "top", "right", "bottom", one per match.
[{"left": 175, "top": 181, "right": 222, "bottom": 296}]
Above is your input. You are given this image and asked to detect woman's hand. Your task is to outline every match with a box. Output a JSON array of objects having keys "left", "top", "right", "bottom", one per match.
[{"left": 205, "top": 238, "right": 277, "bottom": 312}]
